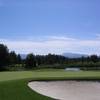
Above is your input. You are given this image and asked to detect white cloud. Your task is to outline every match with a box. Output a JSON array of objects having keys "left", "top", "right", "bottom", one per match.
[
  {"left": 0, "top": 36, "right": 100, "bottom": 55},
  {"left": 48, "top": 36, "right": 77, "bottom": 41},
  {"left": 96, "top": 34, "right": 100, "bottom": 39}
]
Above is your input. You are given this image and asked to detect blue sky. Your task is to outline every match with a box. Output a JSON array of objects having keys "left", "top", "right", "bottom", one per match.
[{"left": 0, "top": 0, "right": 100, "bottom": 55}]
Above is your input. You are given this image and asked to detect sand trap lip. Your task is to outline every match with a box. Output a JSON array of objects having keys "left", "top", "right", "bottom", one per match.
[{"left": 28, "top": 81, "right": 100, "bottom": 100}]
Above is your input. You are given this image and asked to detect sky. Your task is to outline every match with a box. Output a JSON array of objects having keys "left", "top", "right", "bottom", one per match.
[{"left": 0, "top": 0, "right": 100, "bottom": 55}]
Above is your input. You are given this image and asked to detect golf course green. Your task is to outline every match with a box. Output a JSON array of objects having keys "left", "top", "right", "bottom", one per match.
[{"left": 0, "top": 70, "right": 100, "bottom": 100}]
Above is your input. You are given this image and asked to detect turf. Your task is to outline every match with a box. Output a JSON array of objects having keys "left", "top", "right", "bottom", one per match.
[
  {"left": 1, "top": 70, "right": 100, "bottom": 82},
  {"left": 0, "top": 79, "right": 52, "bottom": 100},
  {"left": 0, "top": 70, "right": 100, "bottom": 100}
]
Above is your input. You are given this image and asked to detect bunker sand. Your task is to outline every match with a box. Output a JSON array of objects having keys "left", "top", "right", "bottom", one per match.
[{"left": 28, "top": 81, "right": 100, "bottom": 100}]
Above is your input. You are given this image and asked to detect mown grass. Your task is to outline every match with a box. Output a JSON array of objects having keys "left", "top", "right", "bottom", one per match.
[
  {"left": 0, "top": 79, "right": 52, "bottom": 100},
  {"left": 1, "top": 70, "right": 100, "bottom": 82},
  {"left": 0, "top": 70, "right": 100, "bottom": 100}
]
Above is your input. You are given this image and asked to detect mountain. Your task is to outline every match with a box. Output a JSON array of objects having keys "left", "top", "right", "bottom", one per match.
[
  {"left": 20, "top": 54, "right": 27, "bottom": 59},
  {"left": 62, "top": 52, "right": 88, "bottom": 58},
  {"left": 20, "top": 53, "right": 88, "bottom": 59}
]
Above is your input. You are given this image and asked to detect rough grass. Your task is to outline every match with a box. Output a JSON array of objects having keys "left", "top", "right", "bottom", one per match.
[
  {"left": 0, "top": 70, "right": 100, "bottom": 100},
  {"left": 0, "top": 79, "right": 52, "bottom": 100}
]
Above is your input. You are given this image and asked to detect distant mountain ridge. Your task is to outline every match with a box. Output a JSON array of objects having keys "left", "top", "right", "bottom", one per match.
[
  {"left": 20, "top": 54, "right": 27, "bottom": 59},
  {"left": 62, "top": 52, "right": 88, "bottom": 58},
  {"left": 20, "top": 53, "right": 88, "bottom": 59}
]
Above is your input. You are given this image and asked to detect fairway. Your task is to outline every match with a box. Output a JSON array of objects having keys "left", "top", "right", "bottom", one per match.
[
  {"left": 1, "top": 70, "right": 100, "bottom": 82},
  {"left": 0, "top": 70, "right": 100, "bottom": 100}
]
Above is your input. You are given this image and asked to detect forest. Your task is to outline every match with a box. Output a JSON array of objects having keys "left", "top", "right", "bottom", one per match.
[{"left": 0, "top": 44, "right": 100, "bottom": 71}]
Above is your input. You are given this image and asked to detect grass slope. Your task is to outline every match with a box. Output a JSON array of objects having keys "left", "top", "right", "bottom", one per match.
[{"left": 0, "top": 70, "right": 100, "bottom": 100}]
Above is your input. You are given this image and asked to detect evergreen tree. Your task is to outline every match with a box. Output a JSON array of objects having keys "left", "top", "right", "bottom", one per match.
[
  {"left": 25, "top": 53, "right": 36, "bottom": 69},
  {"left": 17, "top": 54, "right": 22, "bottom": 64},
  {"left": 0, "top": 44, "right": 9, "bottom": 70},
  {"left": 9, "top": 51, "right": 17, "bottom": 64}
]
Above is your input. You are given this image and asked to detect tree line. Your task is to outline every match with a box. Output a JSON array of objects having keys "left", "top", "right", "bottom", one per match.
[{"left": 0, "top": 44, "right": 100, "bottom": 71}]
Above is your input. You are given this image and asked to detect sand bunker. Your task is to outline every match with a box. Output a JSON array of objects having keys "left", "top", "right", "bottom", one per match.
[{"left": 28, "top": 81, "right": 100, "bottom": 100}]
